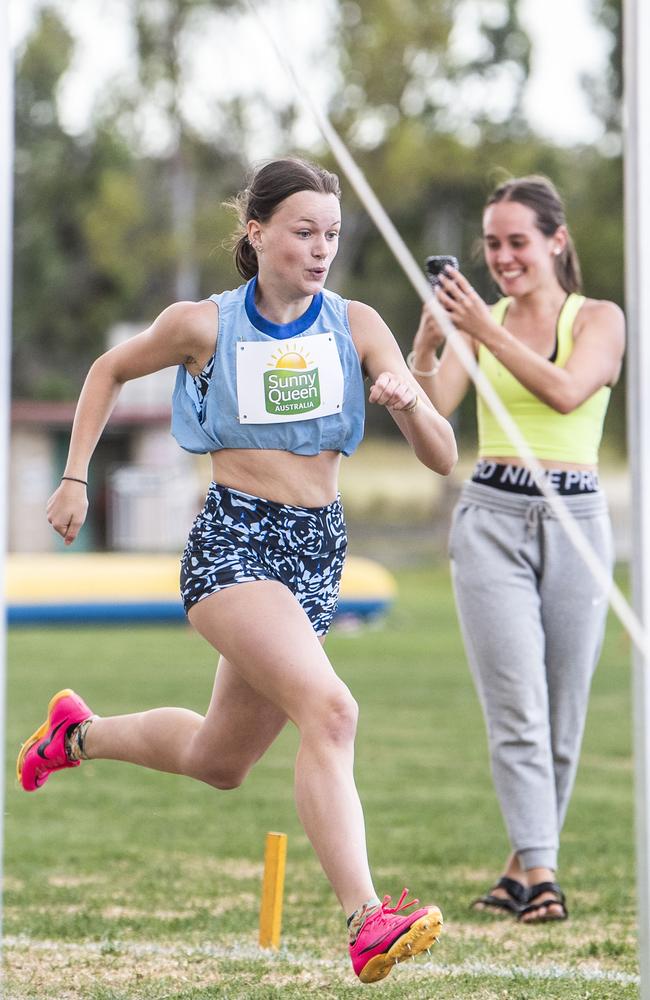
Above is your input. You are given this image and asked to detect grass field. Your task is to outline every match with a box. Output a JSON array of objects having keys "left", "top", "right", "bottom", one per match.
[{"left": 3, "top": 563, "right": 638, "bottom": 999}]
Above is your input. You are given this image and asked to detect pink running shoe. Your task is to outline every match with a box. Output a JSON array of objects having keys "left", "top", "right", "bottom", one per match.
[
  {"left": 349, "top": 888, "right": 443, "bottom": 983},
  {"left": 17, "top": 689, "right": 94, "bottom": 792}
]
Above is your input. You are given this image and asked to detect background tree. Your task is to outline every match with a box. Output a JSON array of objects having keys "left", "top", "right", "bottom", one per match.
[
  {"left": 584, "top": 0, "right": 622, "bottom": 148},
  {"left": 12, "top": 8, "right": 120, "bottom": 398},
  {"left": 12, "top": 1, "right": 249, "bottom": 398}
]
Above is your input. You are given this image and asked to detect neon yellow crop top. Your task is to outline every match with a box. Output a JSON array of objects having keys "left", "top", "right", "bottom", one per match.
[{"left": 477, "top": 293, "right": 610, "bottom": 465}]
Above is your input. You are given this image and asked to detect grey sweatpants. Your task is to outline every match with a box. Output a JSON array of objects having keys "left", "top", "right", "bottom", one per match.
[{"left": 449, "top": 481, "right": 613, "bottom": 871}]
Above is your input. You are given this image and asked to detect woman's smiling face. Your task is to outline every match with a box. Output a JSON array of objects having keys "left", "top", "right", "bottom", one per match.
[{"left": 482, "top": 200, "right": 564, "bottom": 297}]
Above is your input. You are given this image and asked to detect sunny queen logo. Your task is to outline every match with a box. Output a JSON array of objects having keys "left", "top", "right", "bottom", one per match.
[{"left": 264, "top": 344, "right": 321, "bottom": 416}]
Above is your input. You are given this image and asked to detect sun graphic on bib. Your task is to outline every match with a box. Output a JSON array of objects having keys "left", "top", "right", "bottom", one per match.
[
  {"left": 264, "top": 342, "right": 320, "bottom": 415},
  {"left": 268, "top": 344, "right": 314, "bottom": 371}
]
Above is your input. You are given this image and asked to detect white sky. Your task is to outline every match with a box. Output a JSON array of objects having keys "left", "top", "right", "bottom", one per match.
[
  {"left": 519, "top": 0, "right": 610, "bottom": 145},
  {"left": 9, "top": 0, "right": 611, "bottom": 151}
]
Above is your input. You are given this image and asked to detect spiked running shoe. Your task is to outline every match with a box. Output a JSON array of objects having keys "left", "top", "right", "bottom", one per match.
[
  {"left": 17, "top": 689, "right": 94, "bottom": 792},
  {"left": 349, "top": 888, "right": 443, "bottom": 983}
]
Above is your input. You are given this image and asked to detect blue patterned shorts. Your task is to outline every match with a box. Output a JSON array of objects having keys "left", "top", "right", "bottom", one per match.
[{"left": 180, "top": 482, "right": 347, "bottom": 635}]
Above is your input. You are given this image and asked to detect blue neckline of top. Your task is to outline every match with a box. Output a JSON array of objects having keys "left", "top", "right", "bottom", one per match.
[{"left": 244, "top": 276, "right": 323, "bottom": 340}]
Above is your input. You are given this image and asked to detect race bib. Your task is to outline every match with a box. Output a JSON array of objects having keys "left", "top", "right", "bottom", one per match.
[{"left": 236, "top": 333, "right": 344, "bottom": 424}]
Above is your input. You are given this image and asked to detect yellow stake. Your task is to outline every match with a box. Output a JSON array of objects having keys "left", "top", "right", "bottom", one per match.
[{"left": 259, "top": 831, "right": 287, "bottom": 949}]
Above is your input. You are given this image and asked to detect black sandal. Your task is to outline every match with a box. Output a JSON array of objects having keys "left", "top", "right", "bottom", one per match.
[
  {"left": 471, "top": 876, "right": 528, "bottom": 916},
  {"left": 517, "top": 881, "right": 568, "bottom": 923}
]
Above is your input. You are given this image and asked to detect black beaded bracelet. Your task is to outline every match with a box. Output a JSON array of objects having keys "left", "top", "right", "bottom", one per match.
[{"left": 61, "top": 476, "right": 88, "bottom": 486}]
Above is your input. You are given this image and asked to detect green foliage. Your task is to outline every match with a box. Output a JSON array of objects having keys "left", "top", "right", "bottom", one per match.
[
  {"left": 331, "top": 0, "right": 531, "bottom": 144},
  {"left": 4, "top": 565, "right": 637, "bottom": 998},
  {"left": 584, "top": 0, "right": 622, "bottom": 142},
  {"left": 12, "top": 4, "right": 248, "bottom": 399}
]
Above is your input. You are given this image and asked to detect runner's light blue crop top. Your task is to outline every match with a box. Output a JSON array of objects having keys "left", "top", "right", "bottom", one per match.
[{"left": 171, "top": 278, "right": 366, "bottom": 456}]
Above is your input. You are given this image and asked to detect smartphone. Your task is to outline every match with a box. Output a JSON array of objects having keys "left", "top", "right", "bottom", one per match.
[{"left": 425, "top": 255, "right": 459, "bottom": 286}]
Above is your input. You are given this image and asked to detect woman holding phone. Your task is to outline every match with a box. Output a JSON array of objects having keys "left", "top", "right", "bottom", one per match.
[{"left": 409, "top": 175, "right": 625, "bottom": 923}]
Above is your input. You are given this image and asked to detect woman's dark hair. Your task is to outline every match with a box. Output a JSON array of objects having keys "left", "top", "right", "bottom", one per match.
[
  {"left": 485, "top": 175, "right": 582, "bottom": 294},
  {"left": 228, "top": 158, "right": 341, "bottom": 280}
]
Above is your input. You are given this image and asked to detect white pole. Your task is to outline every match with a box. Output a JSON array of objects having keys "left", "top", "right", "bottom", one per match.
[
  {"left": 0, "top": 0, "right": 15, "bottom": 948},
  {"left": 624, "top": 0, "right": 650, "bottom": 995}
]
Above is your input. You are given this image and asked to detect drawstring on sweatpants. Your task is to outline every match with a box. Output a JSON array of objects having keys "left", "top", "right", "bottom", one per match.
[{"left": 524, "top": 501, "right": 551, "bottom": 538}]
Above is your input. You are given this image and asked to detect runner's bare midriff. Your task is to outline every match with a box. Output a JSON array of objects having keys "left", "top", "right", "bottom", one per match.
[{"left": 210, "top": 448, "right": 342, "bottom": 507}]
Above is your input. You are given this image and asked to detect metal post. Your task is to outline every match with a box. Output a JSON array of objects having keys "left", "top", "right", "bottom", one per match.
[{"left": 624, "top": 1, "right": 650, "bottom": 996}]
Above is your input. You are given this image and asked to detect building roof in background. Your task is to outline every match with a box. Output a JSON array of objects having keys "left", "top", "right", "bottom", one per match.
[{"left": 12, "top": 400, "right": 171, "bottom": 427}]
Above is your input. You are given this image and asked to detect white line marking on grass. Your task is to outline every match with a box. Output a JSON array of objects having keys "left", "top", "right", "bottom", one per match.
[
  {"left": 4, "top": 936, "right": 640, "bottom": 986},
  {"left": 440, "top": 959, "right": 638, "bottom": 986}
]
